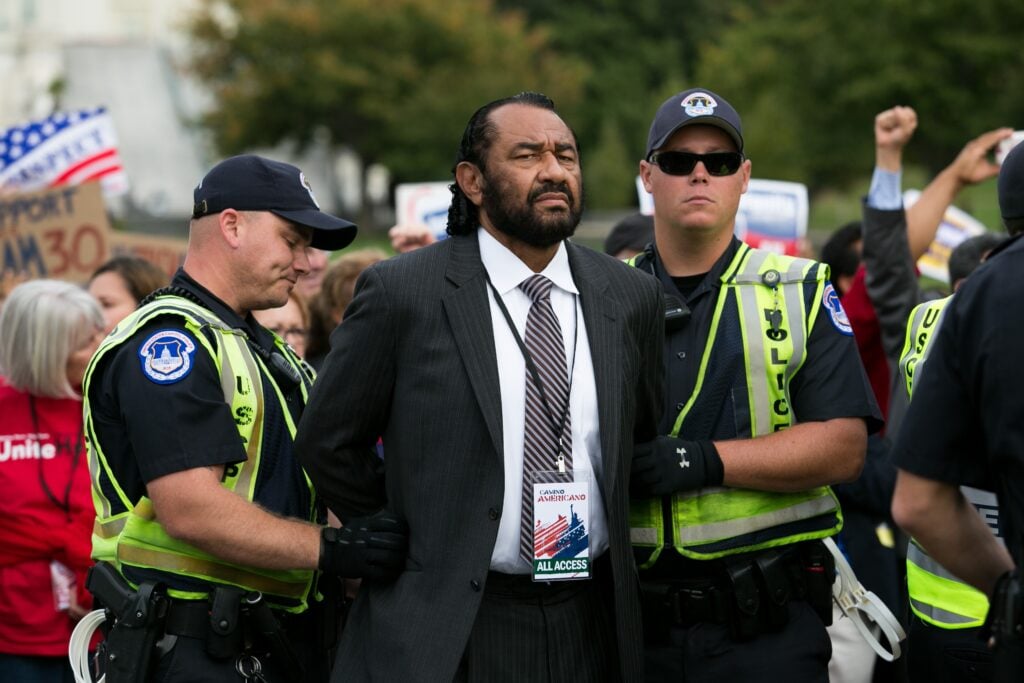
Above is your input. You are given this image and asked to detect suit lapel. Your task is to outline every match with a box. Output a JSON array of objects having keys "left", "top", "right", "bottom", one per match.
[
  {"left": 567, "top": 243, "right": 622, "bottom": 497},
  {"left": 442, "top": 234, "right": 504, "bottom": 459}
]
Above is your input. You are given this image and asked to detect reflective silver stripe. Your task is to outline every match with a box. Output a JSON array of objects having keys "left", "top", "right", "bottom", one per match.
[
  {"left": 733, "top": 249, "right": 770, "bottom": 284},
  {"left": 676, "top": 494, "right": 837, "bottom": 543},
  {"left": 907, "top": 542, "right": 965, "bottom": 584},
  {"left": 735, "top": 250, "right": 771, "bottom": 434},
  {"left": 738, "top": 285, "right": 771, "bottom": 435},
  {"left": 220, "top": 333, "right": 264, "bottom": 497},
  {"left": 909, "top": 596, "right": 978, "bottom": 626},
  {"left": 780, "top": 272, "right": 808, "bottom": 398},
  {"left": 782, "top": 258, "right": 813, "bottom": 396},
  {"left": 630, "top": 528, "right": 658, "bottom": 544}
]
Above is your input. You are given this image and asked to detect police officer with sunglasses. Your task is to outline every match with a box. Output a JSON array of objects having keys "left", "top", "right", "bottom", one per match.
[{"left": 627, "top": 88, "right": 882, "bottom": 681}]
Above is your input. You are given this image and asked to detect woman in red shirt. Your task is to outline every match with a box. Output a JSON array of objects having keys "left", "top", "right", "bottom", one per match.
[{"left": 0, "top": 279, "right": 104, "bottom": 682}]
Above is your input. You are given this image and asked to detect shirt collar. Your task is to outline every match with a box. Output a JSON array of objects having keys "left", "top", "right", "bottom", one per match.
[
  {"left": 171, "top": 269, "right": 266, "bottom": 341},
  {"left": 651, "top": 235, "right": 741, "bottom": 302},
  {"left": 477, "top": 226, "right": 578, "bottom": 297}
]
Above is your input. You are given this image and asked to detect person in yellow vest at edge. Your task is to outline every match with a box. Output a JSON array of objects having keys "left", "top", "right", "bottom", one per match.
[
  {"left": 895, "top": 147, "right": 1024, "bottom": 683},
  {"left": 629, "top": 88, "right": 883, "bottom": 682},
  {"left": 82, "top": 155, "right": 408, "bottom": 683}
]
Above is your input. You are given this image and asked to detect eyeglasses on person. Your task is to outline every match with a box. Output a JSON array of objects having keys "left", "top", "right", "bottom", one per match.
[
  {"left": 270, "top": 327, "right": 308, "bottom": 342},
  {"left": 648, "top": 150, "right": 744, "bottom": 177}
]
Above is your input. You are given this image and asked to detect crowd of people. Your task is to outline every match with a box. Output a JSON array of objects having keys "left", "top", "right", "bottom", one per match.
[{"left": 0, "top": 85, "right": 1021, "bottom": 683}]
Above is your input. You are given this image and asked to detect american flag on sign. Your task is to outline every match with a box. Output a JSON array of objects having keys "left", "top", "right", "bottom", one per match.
[{"left": 0, "top": 107, "right": 129, "bottom": 198}]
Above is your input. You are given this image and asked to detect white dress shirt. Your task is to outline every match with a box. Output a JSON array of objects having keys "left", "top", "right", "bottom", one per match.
[{"left": 478, "top": 227, "right": 608, "bottom": 573}]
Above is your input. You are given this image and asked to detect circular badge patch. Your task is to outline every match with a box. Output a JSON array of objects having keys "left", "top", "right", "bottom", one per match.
[
  {"left": 137, "top": 329, "right": 198, "bottom": 384},
  {"left": 681, "top": 92, "right": 718, "bottom": 118},
  {"left": 823, "top": 283, "right": 853, "bottom": 336}
]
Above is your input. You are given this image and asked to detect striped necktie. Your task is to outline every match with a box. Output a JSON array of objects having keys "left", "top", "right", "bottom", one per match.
[{"left": 519, "top": 274, "right": 572, "bottom": 563}]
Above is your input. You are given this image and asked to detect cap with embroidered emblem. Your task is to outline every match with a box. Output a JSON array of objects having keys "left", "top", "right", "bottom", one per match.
[
  {"left": 192, "top": 154, "right": 357, "bottom": 250},
  {"left": 646, "top": 88, "right": 744, "bottom": 158}
]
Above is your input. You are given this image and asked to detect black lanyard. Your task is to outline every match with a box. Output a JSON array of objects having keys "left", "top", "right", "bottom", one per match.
[
  {"left": 486, "top": 275, "right": 579, "bottom": 460},
  {"left": 28, "top": 394, "right": 82, "bottom": 522}
]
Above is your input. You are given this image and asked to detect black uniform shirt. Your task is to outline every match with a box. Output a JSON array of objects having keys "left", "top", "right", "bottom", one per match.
[
  {"left": 644, "top": 238, "right": 882, "bottom": 438},
  {"left": 89, "top": 270, "right": 310, "bottom": 518},
  {"left": 892, "top": 233, "right": 1024, "bottom": 562}
]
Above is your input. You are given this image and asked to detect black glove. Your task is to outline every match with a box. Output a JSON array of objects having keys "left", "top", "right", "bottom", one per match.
[
  {"left": 630, "top": 436, "right": 724, "bottom": 496},
  {"left": 318, "top": 510, "right": 408, "bottom": 581}
]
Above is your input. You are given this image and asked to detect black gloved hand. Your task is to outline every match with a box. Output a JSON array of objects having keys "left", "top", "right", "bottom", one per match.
[
  {"left": 630, "top": 436, "right": 724, "bottom": 497},
  {"left": 318, "top": 510, "right": 408, "bottom": 581}
]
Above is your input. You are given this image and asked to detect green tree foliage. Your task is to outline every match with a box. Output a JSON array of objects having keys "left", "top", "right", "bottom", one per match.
[
  {"left": 187, "top": 0, "right": 587, "bottom": 183},
  {"left": 497, "top": 0, "right": 735, "bottom": 208},
  {"left": 696, "top": 0, "right": 1024, "bottom": 191},
  {"left": 188, "top": 0, "right": 1024, "bottom": 212}
]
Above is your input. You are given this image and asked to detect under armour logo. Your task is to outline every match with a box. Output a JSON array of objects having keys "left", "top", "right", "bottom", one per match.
[{"left": 676, "top": 446, "right": 690, "bottom": 469}]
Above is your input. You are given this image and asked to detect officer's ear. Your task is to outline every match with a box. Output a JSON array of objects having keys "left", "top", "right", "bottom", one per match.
[{"left": 218, "top": 209, "right": 243, "bottom": 249}]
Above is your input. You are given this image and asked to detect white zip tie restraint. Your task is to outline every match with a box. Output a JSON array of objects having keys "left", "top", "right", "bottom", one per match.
[
  {"left": 825, "top": 537, "right": 907, "bottom": 661},
  {"left": 69, "top": 609, "right": 107, "bottom": 683}
]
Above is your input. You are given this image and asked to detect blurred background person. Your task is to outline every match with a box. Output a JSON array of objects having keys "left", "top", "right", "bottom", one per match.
[
  {"left": 254, "top": 289, "right": 311, "bottom": 359},
  {"left": 0, "top": 271, "right": 31, "bottom": 312},
  {"left": 87, "top": 255, "right": 169, "bottom": 336},
  {"left": 306, "top": 248, "right": 387, "bottom": 370},
  {"left": 0, "top": 279, "right": 104, "bottom": 683},
  {"left": 603, "top": 212, "right": 653, "bottom": 260},
  {"left": 294, "top": 247, "right": 331, "bottom": 302}
]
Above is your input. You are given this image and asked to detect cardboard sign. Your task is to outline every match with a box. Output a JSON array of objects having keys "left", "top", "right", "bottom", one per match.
[
  {"left": 635, "top": 176, "right": 808, "bottom": 255},
  {"left": 0, "top": 182, "right": 112, "bottom": 283},
  {"left": 107, "top": 231, "right": 187, "bottom": 279},
  {"left": 904, "top": 189, "right": 987, "bottom": 285},
  {"left": 395, "top": 181, "right": 451, "bottom": 239}
]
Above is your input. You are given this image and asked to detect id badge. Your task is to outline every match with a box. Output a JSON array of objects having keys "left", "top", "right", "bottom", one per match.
[{"left": 530, "top": 471, "right": 591, "bottom": 581}]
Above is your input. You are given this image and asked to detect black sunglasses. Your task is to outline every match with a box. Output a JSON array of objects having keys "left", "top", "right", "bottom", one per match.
[{"left": 648, "top": 150, "right": 744, "bottom": 177}]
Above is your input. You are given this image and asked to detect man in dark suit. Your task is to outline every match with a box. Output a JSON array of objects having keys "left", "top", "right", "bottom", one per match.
[{"left": 295, "top": 92, "right": 664, "bottom": 682}]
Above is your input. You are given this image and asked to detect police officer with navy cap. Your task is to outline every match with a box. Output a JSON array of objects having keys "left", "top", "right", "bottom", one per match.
[
  {"left": 892, "top": 142, "right": 1024, "bottom": 682},
  {"left": 83, "top": 155, "right": 408, "bottom": 682},
  {"left": 628, "top": 89, "right": 882, "bottom": 681}
]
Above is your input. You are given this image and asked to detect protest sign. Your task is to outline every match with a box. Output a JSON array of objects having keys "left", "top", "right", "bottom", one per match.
[
  {"left": 107, "top": 231, "right": 187, "bottom": 279},
  {"left": 0, "top": 107, "right": 128, "bottom": 200},
  {"left": 0, "top": 182, "right": 112, "bottom": 283},
  {"left": 905, "top": 189, "right": 988, "bottom": 284},
  {"left": 395, "top": 182, "right": 451, "bottom": 239},
  {"left": 735, "top": 179, "right": 808, "bottom": 255}
]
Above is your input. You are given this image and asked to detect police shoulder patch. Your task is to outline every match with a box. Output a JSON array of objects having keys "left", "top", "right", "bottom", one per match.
[
  {"left": 137, "top": 329, "right": 198, "bottom": 384},
  {"left": 822, "top": 283, "right": 853, "bottom": 336}
]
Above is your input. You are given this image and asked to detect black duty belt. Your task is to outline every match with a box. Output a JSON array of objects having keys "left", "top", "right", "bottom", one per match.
[{"left": 640, "top": 541, "right": 835, "bottom": 640}]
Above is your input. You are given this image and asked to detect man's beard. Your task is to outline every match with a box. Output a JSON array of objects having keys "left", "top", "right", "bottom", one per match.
[{"left": 480, "top": 172, "right": 584, "bottom": 248}]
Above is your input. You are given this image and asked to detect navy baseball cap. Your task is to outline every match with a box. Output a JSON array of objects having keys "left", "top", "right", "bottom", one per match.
[
  {"left": 998, "top": 142, "right": 1024, "bottom": 220},
  {"left": 193, "top": 155, "right": 357, "bottom": 250},
  {"left": 646, "top": 88, "right": 744, "bottom": 158}
]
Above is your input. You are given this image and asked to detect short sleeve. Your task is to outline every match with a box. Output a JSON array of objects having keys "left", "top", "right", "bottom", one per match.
[{"left": 92, "top": 318, "right": 247, "bottom": 486}]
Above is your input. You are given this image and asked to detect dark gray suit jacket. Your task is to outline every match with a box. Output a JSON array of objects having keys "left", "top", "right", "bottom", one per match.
[{"left": 296, "top": 233, "right": 664, "bottom": 682}]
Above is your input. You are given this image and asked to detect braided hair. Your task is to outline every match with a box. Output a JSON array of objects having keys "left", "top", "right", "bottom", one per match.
[{"left": 446, "top": 92, "right": 569, "bottom": 236}]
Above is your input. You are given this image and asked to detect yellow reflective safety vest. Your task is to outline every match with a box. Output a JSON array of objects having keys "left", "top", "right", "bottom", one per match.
[
  {"left": 84, "top": 295, "right": 318, "bottom": 611},
  {"left": 900, "top": 296, "right": 995, "bottom": 629},
  {"left": 629, "top": 244, "right": 843, "bottom": 565}
]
